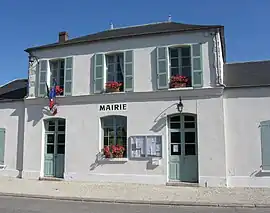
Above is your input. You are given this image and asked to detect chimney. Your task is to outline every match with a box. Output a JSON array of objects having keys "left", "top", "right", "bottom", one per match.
[{"left": 59, "top": 31, "right": 68, "bottom": 43}]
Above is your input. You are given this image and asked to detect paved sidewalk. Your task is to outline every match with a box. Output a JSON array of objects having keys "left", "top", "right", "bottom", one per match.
[{"left": 0, "top": 177, "right": 270, "bottom": 207}]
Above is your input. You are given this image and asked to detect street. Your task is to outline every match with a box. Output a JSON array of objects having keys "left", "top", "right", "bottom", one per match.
[{"left": 0, "top": 196, "right": 269, "bottom": 213}]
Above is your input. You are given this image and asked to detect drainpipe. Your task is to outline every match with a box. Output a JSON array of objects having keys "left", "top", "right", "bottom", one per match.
[{"left": 213, "top": 29, "right": 226, "bottom": 87}]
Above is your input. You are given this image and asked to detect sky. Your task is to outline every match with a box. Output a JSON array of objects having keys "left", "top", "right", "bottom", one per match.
[{"left": 0, "top": 0, "right": 269, "bottom": 85}]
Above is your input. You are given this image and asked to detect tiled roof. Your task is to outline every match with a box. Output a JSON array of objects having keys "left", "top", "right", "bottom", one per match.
[
  {"left": 25, "top": 22, "right": 225, "bottom": 59},
  {"left": 0, "top": 79, "right": 28, "bottom": 100},
  {"left": 224, "top": 60, "right": 270, "bottom": 87}
]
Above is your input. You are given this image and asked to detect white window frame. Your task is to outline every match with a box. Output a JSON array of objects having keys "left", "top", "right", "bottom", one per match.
[{"left": 105, "top": 52, "right": 124, "bottom": 85}]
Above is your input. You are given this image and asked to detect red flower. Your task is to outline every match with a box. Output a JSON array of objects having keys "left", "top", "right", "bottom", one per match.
[
  {"left": 105, "top": 81, "right": 122, "bottom": 89},
  {"left": 103, "top": 144, "right": 125, "bottom": 158}
]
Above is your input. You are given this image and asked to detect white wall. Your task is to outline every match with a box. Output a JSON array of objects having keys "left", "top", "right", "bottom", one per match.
[
  {"left": 29, "top": 31, "right": 218, "bottom": 96},
  {"left": 23, "top": 88, "right": 226, "bottom": 186},
  {"left": 224, "top": 87, "right": 270, "bottom": 187},
  {"left": 0, "top": 100, "right": 25, "bottom": 178}
]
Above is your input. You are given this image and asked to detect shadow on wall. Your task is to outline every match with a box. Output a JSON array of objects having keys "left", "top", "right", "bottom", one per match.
[
  {"left": 26, "top": 105, "right": 48, "bottom": 127},
  {"left": 150, "top": 103, "right": 178, "bottom": 132}
]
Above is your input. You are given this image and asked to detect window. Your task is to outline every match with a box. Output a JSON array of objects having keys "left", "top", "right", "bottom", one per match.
[
  {"left": 260, "top": 120, "right": 270, "bottom": 170},
  {"left": 0, "top": 128, "right": 5, "bottom": 166},
  {"left": 101, "top": 116, "right": 127, "bottom": 158},
  {"left": 37, "top": 57, "right": 73, "bottom": 97},
  {"left": 93, "top": 51, "right": 133, "bottom": 93},
  {"left": 169, "top": 47, "right": 192, "bottom": 87},
  {"left": 50, "top": 59, "right": 65, "bottom": 96},
  {"left": 157, "top": 44, "right": 203, "bottom": 89},
  {"left": 106, "top": 53, "right": 124, "bottom": 92}
]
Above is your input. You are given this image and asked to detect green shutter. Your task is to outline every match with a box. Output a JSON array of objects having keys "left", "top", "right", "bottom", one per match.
[
  {"left": 124, "top": 50, "right": 133, "bottom": 92},
  {"left": 28, "top": 61, "right": 38, "bottom": 98},
  {"left": 64, "top": 57, "right": 73, "bottom": 96},
  {"left": 38, "top": 60, "right": 48, "bottom": 97},
  {"left": 157, "top": 47, "right": 168, "bottom": 89},
  {"left": 0, "top": 128, "right": 5, "bottom": 165},
  {"left": 191, "top": 44, "right": 203, "bottom": 87},
  {"left": 261, "top": 121, "right": 270, "bottom": 170},
  {"left": 94, "top": 53, "right": 104, "bottom": 93}
]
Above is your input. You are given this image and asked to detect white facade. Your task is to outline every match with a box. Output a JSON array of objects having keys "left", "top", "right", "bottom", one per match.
[{"left": 0, "top": 24, "right": 269, "bottom": 187}]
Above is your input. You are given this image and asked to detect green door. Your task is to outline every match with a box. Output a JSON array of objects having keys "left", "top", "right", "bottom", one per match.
[
  {"left": 0, "top": 128, "right": 5, "bottom": 165},
  {"left": 44, "top": 119, "right": 65, "bottom": 178},
  {"left": 168, "top": 114, "right": 198, "bottom": 183}
]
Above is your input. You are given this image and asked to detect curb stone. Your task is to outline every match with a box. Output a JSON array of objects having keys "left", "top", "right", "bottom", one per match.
[{"left": 0, "top": 192, "right": 268, "bottom": 208}]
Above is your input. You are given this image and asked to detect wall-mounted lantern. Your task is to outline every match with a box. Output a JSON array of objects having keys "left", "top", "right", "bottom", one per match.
[{"left": 176, "top": 96, "right": 184, "bottom": 112}]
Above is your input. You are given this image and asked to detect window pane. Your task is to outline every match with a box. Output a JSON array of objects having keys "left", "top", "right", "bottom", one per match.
[
  {"left": 95, "top": 67, "right": 103, "bottom": 78},
  {"left": 107, "top": 55, "right": 114, "bottom": 64},
  {"left": 125, "top": 51, "right": 132, "bottom": 63},
  {"left": 181, "top": 47, "right": 190, "bottom": 57},
  {"left": 117, "top": 72, "right": 124, "bottom": 82},
  {"left": 158, "top": 48, "right": 166, "bottom": 59},
  {"left": 170, "top": 58, "right": 178, "bottom": 67},
  {"left": 107, "top": 64, "right": 114, "bottom": 73},
  {"left": 57, "top": 145, "right": 65, "bottom": 154},
  {"left": 182, "top": 58, "right": 191, "bottom": 67},
  {"left": 185, "top": 132, "right": 196, "bottom": 143},
  {"left": 40, "top": 71, "right": 47, "bottom": 83},
  {"left": 185, "top": 144, "right": 196, "bottom": 155},
  {"left": 182, "top": 67, "right": 191, "bottom": 77},
  {"left": 185, "top": 116, "right": 195, "bottom": 121},
  {"left": 158, "top": 74, "right": 167, "bottom": 87},
  {"left": 60, "top": 60, "right": 65, "bottom": 69},
  {"left": 170, "top": 116, "right": 180, "bottom": 122},
  {"left": 60, "top": 68, "right": 64, "bottom": 78},
  {"left": 193, "top": 72, "right": 202, "bottom": 85},
  {"left": 125, "top": 64, "right": 132, "bottom": 76},
  {"left": 65, "top": 69, "right": 72, "bottom": 81},
  {"left": 193, "top": 58, "right": 201, "bottom": 70},
  {"left": 103, "top": 137, "right": 109, "bottom": 146},
  {"left": 107, "top": 73, "right": 114, "bottom": 81},
  {"left": 57, "top": 134, "right": 65, "bottom": 143},
  {"left": 184, "top": 122, "right": 195, "bottom": 129},
  {"left": 40, "top": 61, "right": 47, "bottom": 70},
  {"left": 47, "top": 145, "right": 54, "bottom": 154},
  {"left": 65, "top": 58, "right": 72, "bottom": 69},
  {"left": 170, "top": 122, "right": 180, "bottom": 129},
  {"left": 95, "top": 79, "right": 103, "bottom": 92},
  {"left": 171, "top": 68, "right": 179, "bottom": 76},
  {"left": 39, "top": 84, "right": 46, "bottom": 95},
  {"left": 48, "top": 122, "right": 55, "bottom": 131},
  {"left": 125, "top": 76, "right": 133, "bottom": 90},
  {"left": 65, "top": 82, "right": 72, "bottom": 94},
  {"left": 171, "top": 132, "right": 181, "bottom": 143},
  {"left": 158, "top": 61, "right": 166, "bottom": 74},
  {"left": 192, "top": 44, "right": 200, "bottom": 57},
  {"left": 170, "top": 48, "right": 178, "bottom": 58},
  {"left": 58, "top": 125, "right": 65, "bottom": 132},
  {"left": 103, "top": 117, "right": 114, "bottom": 127},
  {"left": 47, "top": 134, "right": 54, "bottom": 144}
]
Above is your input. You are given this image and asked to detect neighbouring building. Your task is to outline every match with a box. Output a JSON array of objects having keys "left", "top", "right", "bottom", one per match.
[{"left": 1, "top": 21, "right": 270, "bottom": 187}]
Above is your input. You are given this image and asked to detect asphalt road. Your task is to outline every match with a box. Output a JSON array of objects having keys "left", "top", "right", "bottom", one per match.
[{"left": 0, "top": 196, "right": 269, "bottom": 213}]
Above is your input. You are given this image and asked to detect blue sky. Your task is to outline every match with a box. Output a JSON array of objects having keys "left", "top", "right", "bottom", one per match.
[{"left": 0, "top": 0, "right": 269, "bottom": 85}]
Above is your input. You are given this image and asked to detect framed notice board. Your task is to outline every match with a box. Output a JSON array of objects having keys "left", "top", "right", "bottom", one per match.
[{"left": 129, "top": 135, "right": 162, "bottom": 159}]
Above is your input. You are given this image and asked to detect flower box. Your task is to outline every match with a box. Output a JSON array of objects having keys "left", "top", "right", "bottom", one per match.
[
  {"left": 105, "top": 81, "right": 122, "bottom": 93},
  {"left": 169, "top": 75, "right": 188, "bottom": 88},
  {"left": 103, "top": 145, "right": 125, "bottom": 158}
]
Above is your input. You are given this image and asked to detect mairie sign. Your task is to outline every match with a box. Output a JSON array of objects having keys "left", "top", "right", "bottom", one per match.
[{"left": 99, "top": 103, "right": 127, "bottom": 111}]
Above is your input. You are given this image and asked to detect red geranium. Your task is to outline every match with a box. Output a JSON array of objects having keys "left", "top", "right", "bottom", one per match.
[
  {"left": 103, "top": 144, "right": 125, "bottom": 158},
  {"left": 105, "top": 81, "right": 122, "bottom": 89}
]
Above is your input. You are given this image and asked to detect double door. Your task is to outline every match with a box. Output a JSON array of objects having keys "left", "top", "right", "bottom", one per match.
[{"left": 168, "top": 114, "right": 198, "bottom": 183}]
